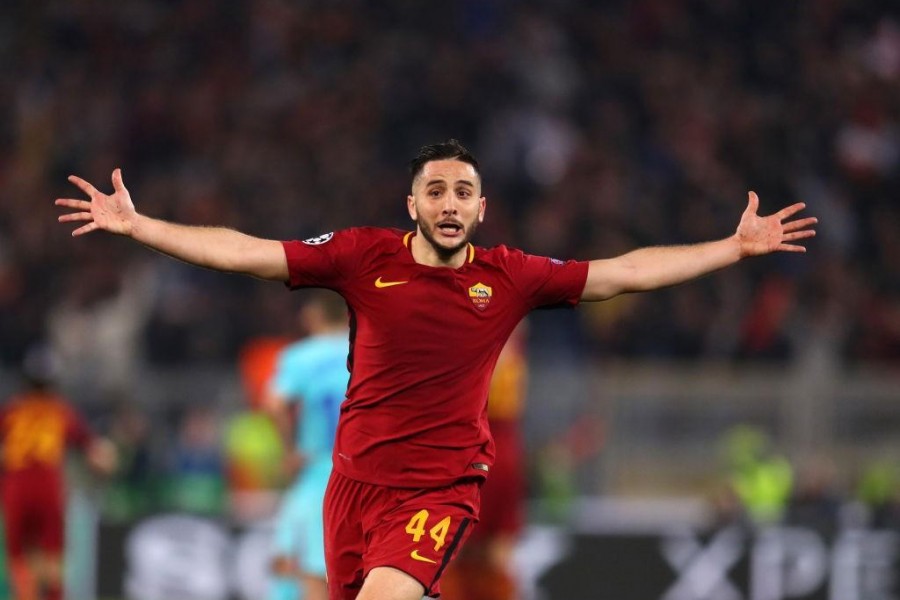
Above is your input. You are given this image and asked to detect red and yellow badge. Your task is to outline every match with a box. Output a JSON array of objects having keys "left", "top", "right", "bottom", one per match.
[{"left": 468, "top": 282, "right": 493, "bottom": 311}]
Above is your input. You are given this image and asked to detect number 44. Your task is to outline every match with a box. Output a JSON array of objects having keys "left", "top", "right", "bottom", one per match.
[{"left": 405, "top": 510, "right": 452, "bottom": 552}]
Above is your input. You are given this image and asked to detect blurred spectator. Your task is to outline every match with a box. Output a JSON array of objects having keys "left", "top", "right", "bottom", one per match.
[
  {"left": 719, "top": 425, "right": 793, "bottom": 527},
  {"left": 0, "top": 0, "right": 896, "bottom": 370},
  {"left": 163, "top": 405, "right": 226, "bottom": 516},
  {"left": 101, "top": 400, "right": 157, "bottom": 523},
  {"left": 223, "top": 407, "right": 284, "bottom": 521},
  {"left": 785, "top": 458, "right": 844, "bottom": 536},
  {"left": 856, "top": 458, "right": 900, "bottom": 529},
  {"left": 46, "top": 260, "right": 156, "bottom": 402},
  {"left": 224, "top": 336, "right": 289, "bottom": 522}
]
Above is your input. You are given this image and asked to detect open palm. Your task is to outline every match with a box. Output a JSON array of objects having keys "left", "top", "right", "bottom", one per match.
[
  {"left": 736, "top": 191, "right": 817, "bottom": 257},
  {"left": 55, "top": 168, "right": 136, "bottom": 237}
]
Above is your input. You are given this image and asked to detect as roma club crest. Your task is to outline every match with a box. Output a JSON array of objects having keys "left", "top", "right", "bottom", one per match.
[{"left": 468, "top": 282, "right": 492, "bottom": 311}]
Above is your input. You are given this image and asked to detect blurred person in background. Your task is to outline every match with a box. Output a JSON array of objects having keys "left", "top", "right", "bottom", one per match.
[
  {"left": 785, "top": 457, "right": 843, "bottom": 536},
  {"left": 719, "top": 425, "right": 794, "bottom": 527},
  {"left": 442, "top": 322, "right": 528, "bottom": 600},
  {"left": 0, "top": 346, "right": 117, "bottom": 600},
  {"left": 102, "top": 400, "right": 156, "bottom": 523},
  {"left": 225, "top": 335, "right": 290, "bottom": 522},
  {"left": 56, "top": 138, "right": 815, "bottom": 600},
  {"left": 164, "top": 404, "right": 226, "bottom": 516},
  {"left": 263, "top": 290, "right": 350, "bottom": 600},
  {"left": 856, "top": 458, "right": 900, "bottom": 529}
]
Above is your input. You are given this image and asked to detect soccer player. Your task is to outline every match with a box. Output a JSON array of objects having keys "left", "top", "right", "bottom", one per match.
[
  {"left": 0, "top": 348, "right": 117, "bottom": 600},
  {"left": 55, "top": 139, "right": 816, "bottom": 600},
  {"left": 264, "top": 290, "right": 350, "bottom": 600}
]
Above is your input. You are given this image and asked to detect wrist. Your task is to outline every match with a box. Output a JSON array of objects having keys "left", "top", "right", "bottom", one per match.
[
  {"left": 728, "top": 234, "right": 747, "bottom": 260},
  {"left": 127, "top": 212, "right": 150, "bottom": 240}
]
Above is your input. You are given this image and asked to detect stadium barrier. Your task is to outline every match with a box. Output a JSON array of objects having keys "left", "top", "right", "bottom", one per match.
[{"left": 94, "top": 510, "right": 900, "bottom": 600}]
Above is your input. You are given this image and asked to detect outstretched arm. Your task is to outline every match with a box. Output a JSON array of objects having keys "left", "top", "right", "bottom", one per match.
[
  {"left": 581, "top": 192, "right": 817, "bottom": 302},
  {"left": 55, "top": 169, "right": 289, "bottom": 282}
]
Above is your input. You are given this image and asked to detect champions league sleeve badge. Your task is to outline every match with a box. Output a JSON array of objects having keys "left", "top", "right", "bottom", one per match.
[{"left": 303, "top": 232, "right": 334, "bottom": 245}]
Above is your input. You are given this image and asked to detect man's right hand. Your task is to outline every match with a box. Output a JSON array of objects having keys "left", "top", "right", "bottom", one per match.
[{"left": 56, "top": 168, "right": 137, "bottom": 237}]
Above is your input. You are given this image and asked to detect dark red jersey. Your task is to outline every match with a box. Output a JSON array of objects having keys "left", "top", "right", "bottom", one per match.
[
  {"left": 282, "top": 227, "right": 588, "bottom": 487},
  {"left": 0, "top": 391, "right": 93, "bottom": 477}
]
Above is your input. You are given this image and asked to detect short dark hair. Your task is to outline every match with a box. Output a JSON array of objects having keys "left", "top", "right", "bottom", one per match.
[{"left": 409, "top": 139, "right": 480, "bottom": 183}]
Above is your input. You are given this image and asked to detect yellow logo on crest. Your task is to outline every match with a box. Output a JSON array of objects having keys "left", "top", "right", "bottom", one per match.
[{"left": 468, "top": 282, "right": 492, "bottom": 311}]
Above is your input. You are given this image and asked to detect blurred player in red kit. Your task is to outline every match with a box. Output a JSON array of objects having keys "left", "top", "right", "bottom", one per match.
[
  {"left": 0, "top": 348, "right": 116, "bottom": 600},
  {"left": 56, "top": 139, "right": 816, "bottom": 600},
  {"left": 441, "top": 323, "right": 529, "bottom": 600}
]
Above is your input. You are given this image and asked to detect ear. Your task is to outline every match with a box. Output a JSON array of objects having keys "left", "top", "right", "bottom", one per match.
[
  {"left": 407, "top": 194, "right": 417, "bottom": 221},
  {"left": 477, "top": 196, "right": 486, "bottom": 223}
]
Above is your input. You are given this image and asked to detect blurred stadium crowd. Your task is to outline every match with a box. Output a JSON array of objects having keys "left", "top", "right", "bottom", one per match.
[
  {"left": 3, "top": 0, "right": 899, "bottom": 379},
  {"left": 1, "top": 0, "right": 899, "bottom": 517}
]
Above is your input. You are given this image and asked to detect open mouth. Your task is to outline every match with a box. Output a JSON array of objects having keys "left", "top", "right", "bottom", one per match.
[{"left": 437, "top": 222, "right": 463, "bottom": 235}]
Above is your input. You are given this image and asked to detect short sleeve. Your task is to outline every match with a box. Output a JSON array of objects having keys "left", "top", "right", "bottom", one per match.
[
  {"left": 504, "top": 248, "right": 589, "bottom": 309},
  {"left": 281, "top": 229, "right": 362, "bottom": 290}
]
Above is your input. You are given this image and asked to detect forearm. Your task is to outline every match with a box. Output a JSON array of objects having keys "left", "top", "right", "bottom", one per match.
[
  {"left": 262, "top": 396, "right": 294, "bottom": 446},
  {"left": 582, "top": 235, "right": 743, "bottom": 301},
  {"left": 130, "top": 214, "right": 288, "bottom": 281}
]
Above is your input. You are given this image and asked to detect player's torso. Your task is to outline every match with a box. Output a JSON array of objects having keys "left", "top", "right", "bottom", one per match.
[
  {"left": 332, "top": 240, "right": 529, "bottom": 476},
  {"left": 343, "top": 251, "right": 527, "bottom": 405},
  {"left": 283, "top": 228, "right": 586, "bottom": 485},
  {"left": 284, "top": 336, "right": 349, "bottom": 458},
  {"left": 0, "top": 397, "right": 70, "bottom": 473}
]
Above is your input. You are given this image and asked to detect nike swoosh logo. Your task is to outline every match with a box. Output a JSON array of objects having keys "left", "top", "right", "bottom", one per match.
[
  {"left": 375, "top": 277, "right": 408, "bottom": 288},
  {"left": 410, "top": 550, "right": 437, "bottom": 564}
]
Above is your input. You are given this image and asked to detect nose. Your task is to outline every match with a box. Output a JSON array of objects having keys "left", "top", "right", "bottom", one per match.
[{"left": 440, "top": 194, "right": 458, "bottom": 215}]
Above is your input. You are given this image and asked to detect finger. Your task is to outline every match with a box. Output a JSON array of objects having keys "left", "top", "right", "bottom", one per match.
[
  {"left": 782, "top": 217, "right": 818, "bottom": 233},
  {"left": 782, "top": 230, "right": 816, "bottom": 242},
  {"left": 777, "top": 243, "right": 807, "bottom": 253},
  {"left": 55, "top": 198, "right": 93, "bottom": 210},
  {"left": 111, "top": 168, "right": 125, "bottom": 192},
  {"left": 58, "top": 212, "right": 94, "bottom": 223},
  {"left": 745, "top": 191, "right": 759, "bottom": 215},
  {"left": 68, "top": 175, "right": 101, "bottom": 197},
  {"left": 775, "top": 202, "right": 806, "bottom": 221},
  {"left": 71, "top": 222, "right": 100, "bottom": 236}
]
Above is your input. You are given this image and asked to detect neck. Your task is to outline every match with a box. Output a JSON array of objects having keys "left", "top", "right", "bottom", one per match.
[{"left": 410, "top": 229, "right": 468, "bottom": 268}]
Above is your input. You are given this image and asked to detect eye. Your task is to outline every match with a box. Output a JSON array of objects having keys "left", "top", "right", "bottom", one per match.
[
  {"left": 430, "top": 189, "right": 442, "bottom": 198},
  {"left": 457, "top": 189, "right": 471, "bottom": 198}
]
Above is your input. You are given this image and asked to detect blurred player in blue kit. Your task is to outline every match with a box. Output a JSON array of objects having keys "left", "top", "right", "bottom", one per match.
[{"left": 264, "top": 290, "right": 350, "bottom": 600}]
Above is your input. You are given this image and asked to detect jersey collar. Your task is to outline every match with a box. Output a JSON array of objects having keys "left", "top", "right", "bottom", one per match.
[{"left": 403, "top": 231, "right": 475, "bottom": 264}]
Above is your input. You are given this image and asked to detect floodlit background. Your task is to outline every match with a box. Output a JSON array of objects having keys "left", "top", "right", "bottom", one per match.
[{"left": 1, "top": 1, "right": 899, "bottom": 599}]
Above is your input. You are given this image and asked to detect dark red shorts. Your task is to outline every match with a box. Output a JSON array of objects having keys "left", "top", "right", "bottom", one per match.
[
  {"left": 323, "top": 470, "right": 481, "bottom": 599},
  {"left": 1, "top": 470, "right": 65, "bottom": 558}
]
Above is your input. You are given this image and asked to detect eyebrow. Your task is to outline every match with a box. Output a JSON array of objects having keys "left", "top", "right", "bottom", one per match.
[{"left": 425, "top": 179, "right": 476, "bottom": 188}]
